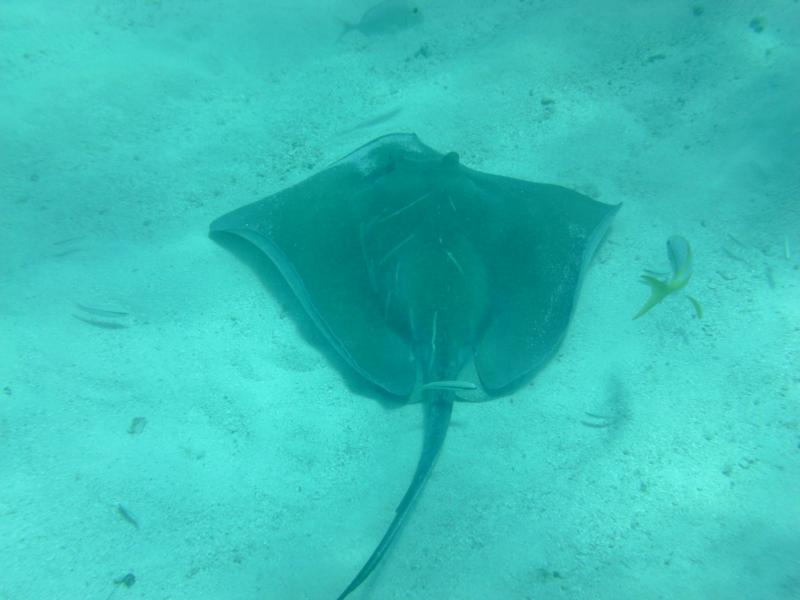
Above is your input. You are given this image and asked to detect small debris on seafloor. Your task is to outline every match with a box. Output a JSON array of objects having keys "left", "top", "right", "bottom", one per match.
[
  {"left": 127, "top": 417, "right": 147, "bottom": 435},
  {"left": 749, "top": 17, "right": 765, "bottom": 33},
  {"left": 104, "top": 573, "right": 136, "bottom": 600},
  {"left": 115, "top": 573, "right": 136, "bottom": 587}
]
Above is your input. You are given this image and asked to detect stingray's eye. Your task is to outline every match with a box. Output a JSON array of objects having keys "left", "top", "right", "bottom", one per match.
[{"left": 413, "top": 7, "right": 419, "bottom": 14}]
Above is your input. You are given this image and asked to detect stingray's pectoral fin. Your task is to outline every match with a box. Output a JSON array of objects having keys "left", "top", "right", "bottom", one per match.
[{"left": 633, "top": 274, "right": 673, "bottom": 320}]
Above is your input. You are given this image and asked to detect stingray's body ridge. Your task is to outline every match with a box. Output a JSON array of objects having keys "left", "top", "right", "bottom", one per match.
[{"left": 210, "top": 133, "right": 618, "bottom": 598}]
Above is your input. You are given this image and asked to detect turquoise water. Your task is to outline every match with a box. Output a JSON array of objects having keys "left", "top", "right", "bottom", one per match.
[{"left": 1, "top": 2, "right": 798, "bottom": 599}]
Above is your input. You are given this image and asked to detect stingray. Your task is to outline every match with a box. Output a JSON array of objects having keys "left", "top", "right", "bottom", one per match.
[{"left": 209, "top": 133, "right": 618, "bottom": 598}]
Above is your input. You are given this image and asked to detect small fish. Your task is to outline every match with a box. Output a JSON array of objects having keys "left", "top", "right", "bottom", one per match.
[
  {"left": 72, "top": 314, "right": 129, "bottom": 329},
  {"left": 339, "top": 0, "right": 423, "bottom": 38},
  {"left": 50, "top": 248, "right": 84, "bottom": 258},
  {"left": 116, "top": 504, "right": 139, "bottom": 529},
  {"left": 75, "top": 303, "right": 129, "bottom": 318},
  {"left": 634, "top": 235, "right": 702, "bottom": 319},
  {"left": 50, "top": 237, "right": 86, "bottom": 258},
  {"left": 52, "top": 236, "right": 85, "bottom": 246}
]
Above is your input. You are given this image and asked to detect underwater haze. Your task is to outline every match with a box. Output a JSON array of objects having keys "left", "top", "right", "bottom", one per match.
[{"left": 1, "top": 1, "right": 799, "bottom": 599}]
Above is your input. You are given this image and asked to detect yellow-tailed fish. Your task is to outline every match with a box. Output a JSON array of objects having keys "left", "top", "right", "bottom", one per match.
[{"left": 634, "top": 235, "right": 702, "bottom": 319}]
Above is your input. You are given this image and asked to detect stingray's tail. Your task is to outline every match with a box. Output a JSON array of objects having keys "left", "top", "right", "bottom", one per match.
[{"left": 335, "top": 394, "right": 453, "bottom": 600}]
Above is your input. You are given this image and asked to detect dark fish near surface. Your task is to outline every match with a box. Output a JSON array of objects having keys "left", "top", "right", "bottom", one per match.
[{"left": 340, "top": 0, "right": 423, "bottom": 37}]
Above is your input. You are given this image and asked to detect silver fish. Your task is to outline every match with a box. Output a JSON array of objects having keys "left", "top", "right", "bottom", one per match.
[{"left": 340, "top": 0, "right": 423, "bottom": 37}]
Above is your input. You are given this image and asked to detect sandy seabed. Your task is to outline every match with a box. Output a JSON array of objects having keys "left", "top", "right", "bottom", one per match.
[{"left": 1, "top": 2, "right": 798, "bottom": 599}]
